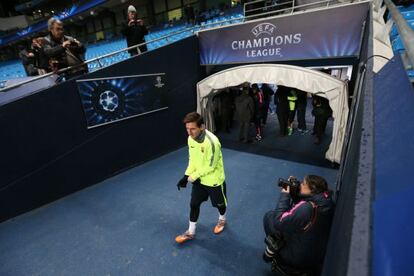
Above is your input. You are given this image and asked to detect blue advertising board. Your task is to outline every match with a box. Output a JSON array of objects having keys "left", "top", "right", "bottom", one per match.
[
  {"left": 76, "top": 74, "right": 168, "bottom": 128},
  {"left": 198, "top": 2, "right": 369, "bottom": 65}
]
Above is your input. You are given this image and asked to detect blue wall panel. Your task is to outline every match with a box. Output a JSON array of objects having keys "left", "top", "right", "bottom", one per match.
[{"left": 373, "top": 54, "right": 414, "bottom": 276}]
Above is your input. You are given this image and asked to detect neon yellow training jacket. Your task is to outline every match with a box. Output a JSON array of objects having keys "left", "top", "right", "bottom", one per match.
[{"left": 185, "top": 129, "right": 225, "bottom": 187}]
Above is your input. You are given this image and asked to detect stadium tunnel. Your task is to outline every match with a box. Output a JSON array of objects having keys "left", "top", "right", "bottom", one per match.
[{"left": 196, "top": 64, "right": 349, "bottom": 164}]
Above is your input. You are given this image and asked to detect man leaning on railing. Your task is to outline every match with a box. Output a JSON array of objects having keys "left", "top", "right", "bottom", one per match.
[{"left": 43, "top": 17, "right": 88, "bottom": 80}]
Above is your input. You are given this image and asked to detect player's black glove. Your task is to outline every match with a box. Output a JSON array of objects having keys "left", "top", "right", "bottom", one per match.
[{"left": 177, "top": 175, "right": 188, "bottom": 190}]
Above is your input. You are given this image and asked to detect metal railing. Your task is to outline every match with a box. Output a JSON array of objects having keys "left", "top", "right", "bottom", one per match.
[
  {"left": 383, "top": 0, "right": 414, "bottom": 68},
  {"left": 243, "top": 0, "right": 352, "bottom": 20}
]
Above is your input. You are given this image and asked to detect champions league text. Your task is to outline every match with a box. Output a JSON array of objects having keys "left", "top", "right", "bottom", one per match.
[{"left": 231, "top": 33, "right": 302, "bottom": 58}]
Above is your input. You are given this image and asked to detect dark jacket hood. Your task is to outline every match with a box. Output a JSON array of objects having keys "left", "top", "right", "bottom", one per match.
[{"left": 302, "top": 191, "right": 335, "bottom": 215}]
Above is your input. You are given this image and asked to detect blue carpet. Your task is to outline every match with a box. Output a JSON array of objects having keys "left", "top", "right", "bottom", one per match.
[{"left": 0, "top": 148, "right": 337, "bottom": 276}]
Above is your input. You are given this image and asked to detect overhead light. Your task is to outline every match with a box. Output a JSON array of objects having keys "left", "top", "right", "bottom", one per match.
[{"left": 90, "top": 10, "right": 95, "bottom": 15}]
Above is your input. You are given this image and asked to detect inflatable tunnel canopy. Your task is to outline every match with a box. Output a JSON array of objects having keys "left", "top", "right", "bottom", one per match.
[{"left": 196, "top": 64, "right": 348, "bottom": 163}]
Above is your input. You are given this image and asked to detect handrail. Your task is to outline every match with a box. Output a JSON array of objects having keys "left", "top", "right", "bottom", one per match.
[
  {"left": 247, "top": 0, "right": 332, "bottom": 19},
  {"left": 383, "top": 0, "right": 414, "bottom": 68},
  {"left": 243, "top": 0, "right": 344, "bottom": 20},
  {"left": 244, "top": 0, "right": 294, "bottom": 15}
]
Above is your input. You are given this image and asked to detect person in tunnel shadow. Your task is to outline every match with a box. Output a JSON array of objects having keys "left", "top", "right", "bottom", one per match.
[
  {"left": 235, "top": 83, "right": 255, "bottom": 143},
  {"left": 274, "top": 86, "right": 290, "bottom": 136},
  {"left": 311, "top": 94, "right": 332, "bottom": 145}
]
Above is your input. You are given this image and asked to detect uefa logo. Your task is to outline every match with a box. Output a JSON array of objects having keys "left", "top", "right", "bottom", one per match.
[{"left": 251, "top": 23, "right": 276, "bottom": 37}]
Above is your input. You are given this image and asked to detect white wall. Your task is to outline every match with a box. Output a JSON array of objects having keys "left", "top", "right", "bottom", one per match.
[{"left": 0, "top": 15, "right": 28, "bottom": 31}]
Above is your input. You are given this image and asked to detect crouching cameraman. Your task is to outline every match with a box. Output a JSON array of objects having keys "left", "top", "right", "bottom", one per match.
[{"left": 263, "top": 175, "right": 335, "bottom": 276}]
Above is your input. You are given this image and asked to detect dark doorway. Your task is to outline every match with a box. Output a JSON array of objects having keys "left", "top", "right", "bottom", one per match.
[{"left": 212, "top": 84, "right": 335, "bottom": 168}]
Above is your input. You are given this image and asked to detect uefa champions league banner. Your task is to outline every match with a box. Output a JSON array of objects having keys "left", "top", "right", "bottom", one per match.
[
  {"left": 76, "top": 74, "right": 168, "bottom": 129},
  {"left": 198, "top": 2, "right": 369, "bottom": 65}
]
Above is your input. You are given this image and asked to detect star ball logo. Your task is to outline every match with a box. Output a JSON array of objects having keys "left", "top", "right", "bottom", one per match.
[
  {"left": 99, "top": 90, "right": 119, "bottom": 112},
  {"left": 231, "top": 22, "right": 302, "bottom": 58}
]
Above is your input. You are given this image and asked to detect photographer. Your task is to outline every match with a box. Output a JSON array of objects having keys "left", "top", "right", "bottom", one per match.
[
  {"left": 263, "top": 175, "right": 335, "bottom": 275},
  {"left": 121, "top": 5, "right": 148, "bottom": 56},
  {"left": 31, "top": 37, "right": 49, "bottom": 75},
  {"left": 43, "top": 18, "right": 87, "bottom": 78}
]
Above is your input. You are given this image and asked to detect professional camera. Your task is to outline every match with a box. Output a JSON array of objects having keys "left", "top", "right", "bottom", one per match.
[{"left": 278, "top": 177, "right": 301, "bottom": 200}]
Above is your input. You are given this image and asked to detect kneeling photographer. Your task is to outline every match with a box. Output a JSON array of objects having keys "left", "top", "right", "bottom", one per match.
[{"left": 263, "top": 175, "right": 335, "bottom": 276}]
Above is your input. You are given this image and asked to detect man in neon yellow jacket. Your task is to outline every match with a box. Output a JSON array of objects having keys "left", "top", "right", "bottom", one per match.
[{"left": 175, "top": 112, "right": 227, "bottom": 244}]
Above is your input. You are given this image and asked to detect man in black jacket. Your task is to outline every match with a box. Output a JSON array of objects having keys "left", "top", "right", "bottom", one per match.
[
  {"left": 121, "top": 5, "right": 148, "bottom": 56},
  {"left": 296, "top": 89, "right": 308, "bottom": 133},
  {"left": 235, "top": 83, "right": 254, "bottom": 143},
  {"left": 312, "top": 94, "right": 332, "bottom": 145},
  {"left": 274, "top": 86, "right": 289, "bottom": 136},
  {"left": 263, "top": 175, "right": 335, "bottom": 275},
  {"left": 261, "top": 83, "right": 274, "bottom": 125},
  {"left": 43, "top": 18, "right": 87, "bottom": 78},
  {"left": 252, "top": 84, "right": 265, "bottom": 141}
]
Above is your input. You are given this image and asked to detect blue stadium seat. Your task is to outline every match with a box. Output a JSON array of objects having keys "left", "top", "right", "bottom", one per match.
[
  {"left": 390, "top": 19, "right": 414, "bottom": 39},
  {"left": 398, "top": 4, "right": 414, "bottom": 12},
  {"left": 0, "top": 60, "right": 26, "bottom": 82},
  {"left": 392, "top": 36, "right": 405, "bottom": 52},
  {"left": 401, "top": 11, "right": 414, "bottom": 20}
]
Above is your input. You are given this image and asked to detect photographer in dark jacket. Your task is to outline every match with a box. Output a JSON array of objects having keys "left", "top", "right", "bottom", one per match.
[
  {"left": 263, "top": 175, "right": 335, "bottom": 275},
  {"left": 121, "top": 5, "right": 148, "bottom": 56},
  {"left": 43, "top": 17, "right": 87, "bottom": 78}
]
